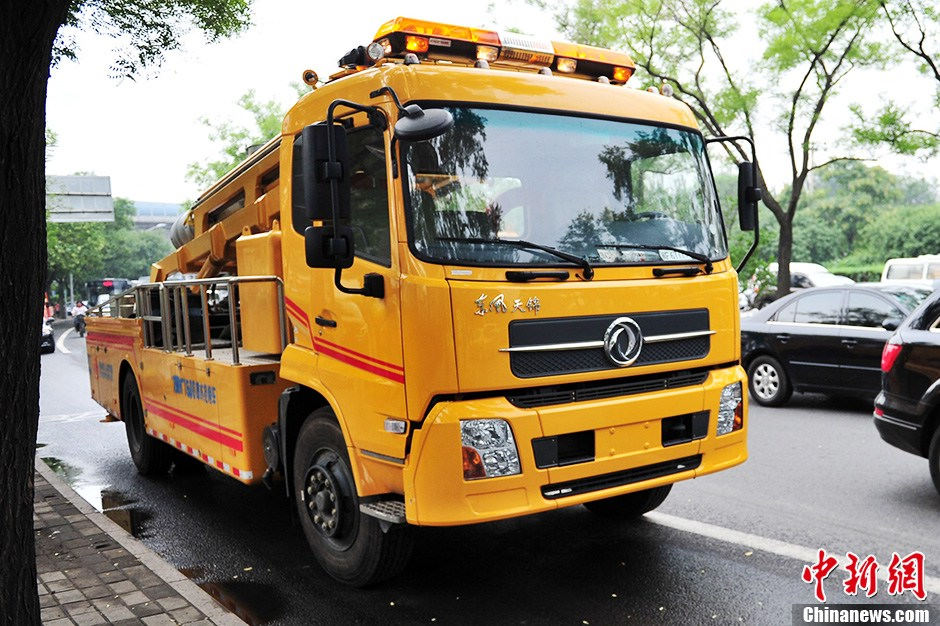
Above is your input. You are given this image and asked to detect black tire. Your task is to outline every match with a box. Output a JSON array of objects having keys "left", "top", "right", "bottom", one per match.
[
  {"left": 584, "top": 484, "right": 672, "bottom": 519},
  {"left": 929, "top": 427, "right": 940, "bottom": 497},
  {"left": 293, "top": 408, "right": 413, "bottom": 587},
  {"left": 122, "top": 374, "right": 171, "bottom": 476},
  {"left": 747, "top": 355, "right": 792, "bottom": 407}
]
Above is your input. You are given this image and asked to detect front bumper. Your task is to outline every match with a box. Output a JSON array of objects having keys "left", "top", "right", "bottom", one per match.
[{"left": 403, "top": 365, "right": 747, "bottom": 526}]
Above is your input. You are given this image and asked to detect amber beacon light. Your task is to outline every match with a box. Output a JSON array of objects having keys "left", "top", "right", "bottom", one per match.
[{"left": 372, "top": 17, "right": 636, "bottom": 84}]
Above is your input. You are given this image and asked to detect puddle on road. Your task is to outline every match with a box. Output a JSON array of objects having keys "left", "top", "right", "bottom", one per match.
[
  {"left": 100, "top": 488, "right": 151, "bottom": 537},
  {"left": 41, "top": 457, "right": 150, "bottom": 537},
  {"left": 180, "top": 566, "right": 281, "bottom": 625}
]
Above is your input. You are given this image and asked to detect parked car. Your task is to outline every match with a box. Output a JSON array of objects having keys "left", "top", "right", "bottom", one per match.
[
  {"left": 741, "top": 284, "right": 929, "bottom": 406},
  {"left": 40, "top": 318, "right": 55, "bottom": 354},
  {"left": 873, "top": 290, "right": 940, "bottom": 495},
  {"left": 744, "top": 262, "right": 854, "bottom": 309}
]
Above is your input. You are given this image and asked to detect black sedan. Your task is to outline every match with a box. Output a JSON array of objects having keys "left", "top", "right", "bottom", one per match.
[
  {"left": 741, "top": 285, "right": 928, "bottom": 406},
  {"left": 874, "top": 291, "right": 940, "bottom": 495}
]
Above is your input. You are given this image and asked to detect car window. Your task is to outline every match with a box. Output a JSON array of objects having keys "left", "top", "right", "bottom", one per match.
[
  {"left": 792, "top": 291, "right": 843, "bottom": 325},
  {"left": 774, "top": 300, "right": 797, "bottom": 322},
  {"left": 845, "top": 292, "right": 902, "bottom": 328},
  {"left": 886, "top": 263, "right": 922, "bottom": 279}
]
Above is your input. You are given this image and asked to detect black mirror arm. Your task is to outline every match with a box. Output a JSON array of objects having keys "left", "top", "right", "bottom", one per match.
[
  {"left": 705, "top": 134, "right": 761, "bottom": 274},
  {"left": 324, "top": 99, "right": 388, "bottom": 298},
  {"left": 333, "top": 268, "right": 385, "bottom": 298},
  {"left": 370, "top": 86, "right": 409, "bottom": 116}
]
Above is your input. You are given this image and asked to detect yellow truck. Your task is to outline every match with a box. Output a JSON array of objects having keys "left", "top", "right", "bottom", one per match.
[{"left": 85, "top": 17, "right": 761, "bottom": 586}]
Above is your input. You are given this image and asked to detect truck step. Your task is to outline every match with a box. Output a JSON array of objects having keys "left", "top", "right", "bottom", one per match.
[{"left": 359, "top": 500, "right": 406, "bottom": 525}]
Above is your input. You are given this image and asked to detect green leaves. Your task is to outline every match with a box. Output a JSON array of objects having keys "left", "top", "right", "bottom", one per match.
[
  {"left": 185, "top": 87, "right": 300, "bottom": 188},
  {"left": 55, "top": 0, "right": 252, "bottom": 78}
]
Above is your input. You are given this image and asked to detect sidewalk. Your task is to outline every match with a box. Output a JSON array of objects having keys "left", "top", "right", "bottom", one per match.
[{"left": 34, "top": 457, "right": 246, "bottom": 626}]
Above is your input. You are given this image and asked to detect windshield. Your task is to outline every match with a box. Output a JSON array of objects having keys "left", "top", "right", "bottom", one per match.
[{"left": 403, "top": 108, "right": 727, "bottom": 268}]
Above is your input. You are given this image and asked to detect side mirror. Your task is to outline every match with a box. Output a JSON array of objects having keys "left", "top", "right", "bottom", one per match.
[
  {"left": 737, "top": 161, "right": 761, "bottom": 232},
  {"left": 881, "top": 317, "right": 902, "bottom": 331},
  {"left": 293, "top": 123, "right": 350, "bottom": 222},
  {"left": 394, "top": 105, "right": 454, "bottom": 142},
  {"left": 304, "top": 225, "right": 354, "bottom": 269}
]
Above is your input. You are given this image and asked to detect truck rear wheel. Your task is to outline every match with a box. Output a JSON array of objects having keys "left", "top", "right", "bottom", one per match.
[
  {"left": 122, "top": 374, "right": 171, "bottom": 476},
  {"left": 583, "top": 484, "right": 672, "bottom": 519},
  {"left": 293, "top": 408, "right": 413, "bottom": 587}
]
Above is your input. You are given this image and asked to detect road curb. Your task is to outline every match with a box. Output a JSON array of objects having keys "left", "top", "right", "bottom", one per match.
[{"left": 35, "top": 456, "right": 247, "bottom": 626}]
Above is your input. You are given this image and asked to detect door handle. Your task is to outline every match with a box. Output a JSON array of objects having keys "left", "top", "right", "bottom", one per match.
[
  {"left": 841, "top": 338, "right": 857, "bottom": 347},
  {"left": 315, "top": 316, "right": 337, "bottom": 328},
  {"left": 775, "top": 334, "right": 789, "bottom": 343}
]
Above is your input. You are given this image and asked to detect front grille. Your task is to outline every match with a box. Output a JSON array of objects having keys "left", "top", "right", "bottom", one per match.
[
  {"left": 508, "top": 309, "right": 711, "bottom": 378},
  {"left": 507, "top": 369, "right": 709, "bottom": 408},
  {"left": 541, "top": 454, "right": 702, "bottom": 499},
  {"left": 511, "top": 336, "right": 710, "bottom": 378}
]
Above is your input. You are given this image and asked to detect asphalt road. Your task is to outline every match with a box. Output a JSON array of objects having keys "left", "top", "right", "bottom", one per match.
[{"left": 38, "top": 326, "right": 940, "bottom": 624}]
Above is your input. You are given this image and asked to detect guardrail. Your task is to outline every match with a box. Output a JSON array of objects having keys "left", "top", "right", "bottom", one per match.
[{"left": 88, "top": 275, "right": 286, "bottom": 365}]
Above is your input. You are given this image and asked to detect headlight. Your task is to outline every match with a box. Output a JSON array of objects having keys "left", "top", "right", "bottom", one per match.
[
  {"left": 460, "top": 419, "right": 521, "bottom": 480},
  {"left": 716, "top": 382, "right": 744, "bottom": 436}
]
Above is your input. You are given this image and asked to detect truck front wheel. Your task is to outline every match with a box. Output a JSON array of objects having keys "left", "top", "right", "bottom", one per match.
[
  {"left": 122, "top": 374, "right": 171, "bottom": 476},
  {"left": 292, "top": 408, "right": 413, "bottom": 586},
  {"left": 583, "top": 484, "right": 672, "bottom": 519}
]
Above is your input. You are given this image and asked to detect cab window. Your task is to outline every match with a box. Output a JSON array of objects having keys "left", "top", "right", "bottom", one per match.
[{"left": 347, "top": 127, "right": 391, "bottom": 266}]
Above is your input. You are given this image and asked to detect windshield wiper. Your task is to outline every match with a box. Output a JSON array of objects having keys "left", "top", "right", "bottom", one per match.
[
  {"left": 596, "top": 243, "right": 714, "bottom": 274},
  {"left": 437, "top": 237, "right": 594, "bottom": 280}
]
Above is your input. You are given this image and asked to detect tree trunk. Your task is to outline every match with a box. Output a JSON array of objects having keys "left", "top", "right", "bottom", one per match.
[
  {"left": 0, "top": 2, "right": 71, "bottom": 623},
  {"left": 777, "top": 218, "right": 794, "bottom": 297}
]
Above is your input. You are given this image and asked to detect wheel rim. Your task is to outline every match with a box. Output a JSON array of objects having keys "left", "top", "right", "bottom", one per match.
[
  {"left": 301, "top": 450, "right": 356, "bottom": 550},
  {"left": 752, "top": 363, "right": 780, "bottom": 400}
]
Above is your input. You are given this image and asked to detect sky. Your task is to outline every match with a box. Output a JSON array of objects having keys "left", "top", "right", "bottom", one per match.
[{"left": 46, "top": 1, "right": 938, "bottom": 205}]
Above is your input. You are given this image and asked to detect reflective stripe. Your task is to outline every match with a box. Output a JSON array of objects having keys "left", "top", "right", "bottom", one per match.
[{"left": 145, "top": 426, "right": 254, "bottom": 480}]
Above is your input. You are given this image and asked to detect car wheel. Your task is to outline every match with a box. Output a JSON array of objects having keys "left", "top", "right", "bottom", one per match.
[
  {"left": 929, "top": 427, "right": 940, "bottom": 497},
  {"left": 583, "top": 484, "right": 672, "bottom": 519},
  {"left": 293, "top": 407, "right": 413, "bottom": 586},
  {"left": 747, "top": 355, "right": 792, "bottom": 407},
  {"left": 122, "top": 374, "right": 171, "bottom": 476}
]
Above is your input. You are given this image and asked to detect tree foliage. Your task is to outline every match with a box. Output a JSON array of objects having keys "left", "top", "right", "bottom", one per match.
[
  {"left": 545, "top": 0, "right": 884, "bottom": 294},
  {"left": 55, "top": 0, "right": 252, "bottom": 78},
  {"left": 850, "top": 1, "right": 940, "bottom": 156},
  {"left": 186, "top": 86, "right": 304, "bottom": 188}
]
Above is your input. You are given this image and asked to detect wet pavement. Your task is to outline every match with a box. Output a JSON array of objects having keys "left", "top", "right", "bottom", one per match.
[{"left": 38, "top": 328, "right": 940, "bottom": 624}]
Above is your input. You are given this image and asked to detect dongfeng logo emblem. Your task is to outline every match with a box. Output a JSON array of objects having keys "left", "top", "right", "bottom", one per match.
[{"left": 604, "top": 317, "right": 643, "bottom": 366}]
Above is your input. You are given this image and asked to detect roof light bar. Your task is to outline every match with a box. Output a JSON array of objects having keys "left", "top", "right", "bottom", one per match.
[{"left": 370, "top": 17, "right": 635, "bottom": 84}]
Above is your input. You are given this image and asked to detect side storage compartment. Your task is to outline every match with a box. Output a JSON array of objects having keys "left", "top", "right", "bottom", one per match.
[{"left": 235, "top": 230, "right": 284, "bottom": 354}]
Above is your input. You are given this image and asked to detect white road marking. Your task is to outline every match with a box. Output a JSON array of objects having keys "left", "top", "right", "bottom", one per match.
[
  {"left": 647, "top": 511, "right": 940, "bottom": 596},
  {"left": 55, "top": 327, "right": 73, "bottom": 354},
  {"left": 39, "top": 410, "right": 106, "bottom": 424}
]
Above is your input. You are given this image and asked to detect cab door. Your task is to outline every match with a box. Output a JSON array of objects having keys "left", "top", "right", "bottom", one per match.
[{"left": 311, "top": 123, "right": 408, "bottom": 461}]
